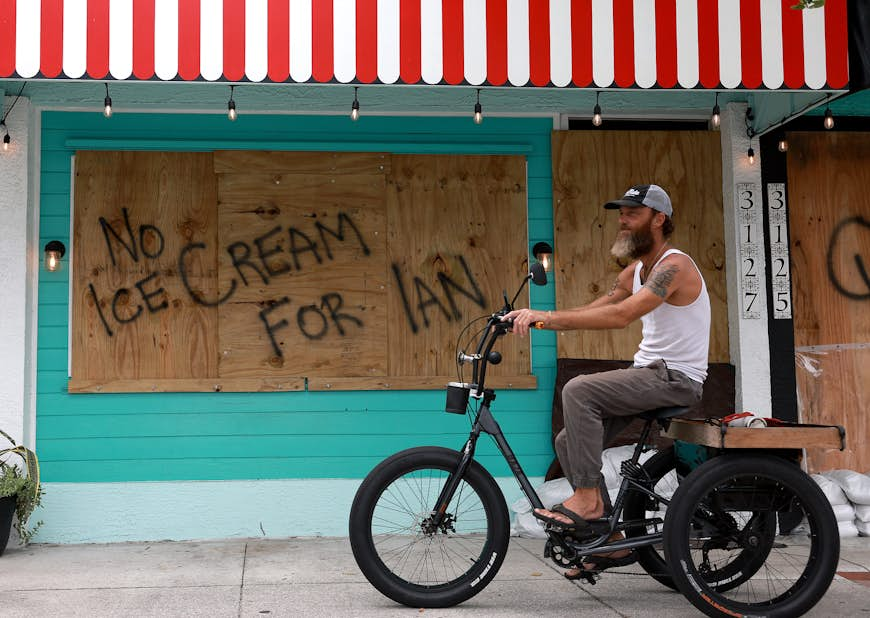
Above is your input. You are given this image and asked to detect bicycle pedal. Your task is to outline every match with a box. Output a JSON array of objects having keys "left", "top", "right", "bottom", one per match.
[{"left": 580, "top": 570, "right": 599, "bottom": 585}]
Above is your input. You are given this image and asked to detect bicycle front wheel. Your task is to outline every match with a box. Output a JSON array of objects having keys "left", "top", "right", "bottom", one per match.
[
  {"left": 664, "top": 454, "right": 839, "bottom": 618},
  {"left": 349, "top": 446, "right": 510, "bottom": 608}
]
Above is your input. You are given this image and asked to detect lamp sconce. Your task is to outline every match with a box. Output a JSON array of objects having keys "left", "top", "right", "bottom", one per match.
[
  {"left": 532, "top": 242, "right": 553, "bottom": 273},
  {"left": 44, "top": 240, "right": 66, "bottom": 272}
]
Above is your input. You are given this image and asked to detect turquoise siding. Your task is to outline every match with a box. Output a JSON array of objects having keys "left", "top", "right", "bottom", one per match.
[{"left": 37, "top": 111, "right": 557, "bottom": 483}]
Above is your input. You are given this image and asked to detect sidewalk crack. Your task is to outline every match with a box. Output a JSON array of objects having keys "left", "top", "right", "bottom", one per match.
[{"left": 237, "top": 542, "right": 248, "bottom": 617}]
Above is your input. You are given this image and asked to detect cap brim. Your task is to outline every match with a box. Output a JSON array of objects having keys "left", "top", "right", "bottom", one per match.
[{"left": 603, "top": 199, "right": 645, "bottom": 209}]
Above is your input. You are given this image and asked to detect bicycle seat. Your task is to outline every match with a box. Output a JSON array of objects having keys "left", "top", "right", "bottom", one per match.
[{"left": 639, "top": 406, "right": 690, "bottom": 421}]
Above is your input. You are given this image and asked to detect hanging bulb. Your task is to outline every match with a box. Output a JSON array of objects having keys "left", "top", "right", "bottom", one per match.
[
  {"left": 227, "top": 85, "right": 237, "bottom": 121},
  {"left": 103, "top": 83, "right": 113, "bottom": 118},
  {"left": 592, "top": 91, "right": 602, "bottom": 127},
  {"left": 778, "top": 138, "right": 788, "bottom": 152},
  {"left": 710, "top": 92, "right": 720, "bottom": 129},
  {"left": 473, "top": 89, "right": 483, "bottom": 124},
  {"left": 2, "top": 133, "right": 9, "bottom": 152},
  {"left": 351, "top": 87, "right": 360, "bottom": 121},
  {"left": 823, "top": 107, "right": 834, "bottom": 130},
  {"left": 747, "top": 146, "right": 755, "bottom": 165}
]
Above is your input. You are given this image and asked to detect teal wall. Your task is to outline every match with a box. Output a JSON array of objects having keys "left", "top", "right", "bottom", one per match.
[{"left": 36, "top": 111, "right": 557, "bottom": 484}]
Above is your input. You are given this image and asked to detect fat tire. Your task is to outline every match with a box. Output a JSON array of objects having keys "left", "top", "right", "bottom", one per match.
[
  {"left": 664, "top": 454, "right": 839, "bottom": 618},
  {"left": 349, "top": 446, "right": 510, "bottom": 608}
]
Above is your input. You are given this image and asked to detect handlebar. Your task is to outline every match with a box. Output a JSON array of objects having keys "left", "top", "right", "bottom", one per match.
[{"left": 455, "top": 263, "right": 546, "bottom": 396}]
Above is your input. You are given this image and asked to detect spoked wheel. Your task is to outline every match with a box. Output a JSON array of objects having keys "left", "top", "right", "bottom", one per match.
[
  {"left": 623, "top": 446, "right": 681, "bottom": 589},
  {"left": 349, "top": 447, "right": 510, "bottom": 608},
  {"left": 664, "top": 455, "right": 839, "bottom": 618}
]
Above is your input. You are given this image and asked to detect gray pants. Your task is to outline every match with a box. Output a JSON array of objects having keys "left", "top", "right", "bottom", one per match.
[{"left": 554, "top": 359, "right": 703, "bottom": 495}]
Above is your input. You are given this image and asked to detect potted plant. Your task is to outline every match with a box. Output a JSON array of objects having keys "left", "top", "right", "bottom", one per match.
[{"left": 0, "top": 429, "right": 42, "bottom": 555}]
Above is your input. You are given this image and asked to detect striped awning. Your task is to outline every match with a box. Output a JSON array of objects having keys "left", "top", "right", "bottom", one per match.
[{"left": 0, "top": 0, "right": 850, "bottom": 90}]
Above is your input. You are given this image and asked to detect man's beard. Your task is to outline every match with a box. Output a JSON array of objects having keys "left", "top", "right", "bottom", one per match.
[{"left": 610, "top": 223, "right": 654, "bottom": 260}]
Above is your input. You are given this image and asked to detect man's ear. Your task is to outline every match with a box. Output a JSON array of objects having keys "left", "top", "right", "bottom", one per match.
[{"left": 652, "top": 211, "right": 666, "bottom": 230}]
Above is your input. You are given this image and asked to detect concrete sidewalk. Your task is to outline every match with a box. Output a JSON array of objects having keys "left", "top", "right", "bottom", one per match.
[{"left": 1, "top": 536, "right": 869, "bottom": 617}]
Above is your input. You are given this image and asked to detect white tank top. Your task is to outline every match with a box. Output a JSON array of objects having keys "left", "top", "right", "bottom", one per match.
[{"left": 631, "top": 249, "right": 710, "bottom": 383}]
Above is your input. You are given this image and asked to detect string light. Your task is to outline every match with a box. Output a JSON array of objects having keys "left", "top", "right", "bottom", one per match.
[
  {"left": 744, "top": 107, "right": 756, "bottom": 164},
  {"left": 0, "top": 82, "right": 26, "bottom": 154},
  {"left": 710, "top": 92, "right": 720, "bottom": 129},
  {"left": 823, "top": 106, "right": 834, "bottom": 130},
  {"left": 473, "top": 89, "right": 482, "bottom": 124},
  {"left": 778, "top": 137, "right": 788, "bottom": 152},
  {"left": 351, "top": 87, "right": 360, "bottom": 121},
  {"left": 592, "top": 91, "right": 602, "bottom": 127},
  {"left": 227, "top": 85, "right": 237, "bottom": 121},
  {"left": 103, "top": 82, "right": 113, "bottom": 118}
]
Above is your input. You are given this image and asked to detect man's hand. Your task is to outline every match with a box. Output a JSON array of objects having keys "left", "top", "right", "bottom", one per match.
[{"left": 501, "top": 308, "right": 548, "bottom": 337}]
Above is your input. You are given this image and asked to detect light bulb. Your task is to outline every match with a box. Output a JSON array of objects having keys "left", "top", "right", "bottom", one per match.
[
  {"left": 2, "top": 134, "right": 9, "bottom": 151},
  {"left": 228, "top": 101, "right": 237, "bottom": 121},
  {"left": 778, "top": 139, "right": 788, "bottom": 152},
  {"left": 824, "top": 108, "right": 834, "bottom": 130},
  {"left": 474, "top": 102, "right": 482, "bottom": 125},
  {"left": 104, "top": 97, "right": 113, "bottom": 118},
  {"left": 592, "top": 104, "right": 602, "bottom": 127},
  {"left": 711, "top": 105, "right": 720, "bottom": 129},
  {"left": 747, "top": 147, "right": 755, "bottom": 165},
  {"left": 351, "top": 100, "right": 360, "bottom": 122}
]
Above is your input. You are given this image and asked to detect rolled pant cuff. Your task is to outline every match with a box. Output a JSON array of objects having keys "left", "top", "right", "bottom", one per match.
[{"left": 571, "top": 476, "right": 601, "bottom": 489}]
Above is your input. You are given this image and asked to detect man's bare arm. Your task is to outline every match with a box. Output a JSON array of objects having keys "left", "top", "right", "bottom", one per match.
[{"left": 643, "top": 264, "right": 680, "bottom": 299}]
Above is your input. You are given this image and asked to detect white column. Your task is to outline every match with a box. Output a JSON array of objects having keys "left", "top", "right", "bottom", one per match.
[
  {"left": 720, "top": 102, "right": 772, "bottom": 416},
  {"left": 0, "top": 97, "right": 33, "bottom": 448}
]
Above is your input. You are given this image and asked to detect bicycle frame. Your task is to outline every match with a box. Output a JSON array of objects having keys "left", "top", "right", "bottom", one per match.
[{"left": 431, "top": 310, "right": 672, "bottom": 557}]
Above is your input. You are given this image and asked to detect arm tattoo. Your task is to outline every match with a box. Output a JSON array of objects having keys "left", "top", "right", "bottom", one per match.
[
  {"left": 644, "top": 264, "right": 679, "bottom": 299},
  {"left": 606, "top": 277, "right": 620, "bottom": 297}
]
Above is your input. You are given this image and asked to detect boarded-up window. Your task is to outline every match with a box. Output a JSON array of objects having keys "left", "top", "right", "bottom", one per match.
[
  {"left": 70, "top": 151, "right": 534, "bottom": 393},
  {"left": 789, "top": 132, "right": 870, "bottom": 473},
  {"left": 551, "top": 130, "right": 729, "bottom": 362}
]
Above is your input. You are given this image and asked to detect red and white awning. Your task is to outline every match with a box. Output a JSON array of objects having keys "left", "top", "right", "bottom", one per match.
[{"left": 0, "top": 0, "right": 849, "bottom": 90}]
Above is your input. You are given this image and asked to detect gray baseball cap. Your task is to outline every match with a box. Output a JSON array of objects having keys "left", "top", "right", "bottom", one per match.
[{"left": 603, "top": 184, "right": 673, "bottom": 217}]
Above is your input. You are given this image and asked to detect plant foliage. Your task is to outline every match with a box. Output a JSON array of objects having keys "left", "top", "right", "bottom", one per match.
[
  {"left": 791, "top": 0, "right": 825, "bottom": 9},
  {"left": 0, "top": 429, "right": 43, "bottom": 544}
]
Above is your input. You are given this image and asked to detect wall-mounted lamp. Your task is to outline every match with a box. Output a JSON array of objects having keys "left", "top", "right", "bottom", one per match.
[
  {"left": 44, "top": 240, "right": 66, "bottom": 272},
  {"left": 532, "top": 242, "right": 553, "bottom": 273}
]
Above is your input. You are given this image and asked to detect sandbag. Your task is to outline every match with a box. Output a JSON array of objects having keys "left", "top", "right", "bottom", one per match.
[
  {"left": 855, "top": 504, "right": 870, "bottom": 523},
  {"left": 811, "top": 474, "right": 849, "bottom": 506},
  {"left": 856, "top": 519, "right": 870, "bottom": 537},
  {"left": 838, "top": 520, "right": 859, "bottom": 538},
  {"left": 823, "top": 470, "right": 870, "bottom": 505},
  {"left": 833, "top": 503, "right": 856, "bottom": 523},
  {"left": 510, "top": 511, "right": 547, "bottom": 539}
]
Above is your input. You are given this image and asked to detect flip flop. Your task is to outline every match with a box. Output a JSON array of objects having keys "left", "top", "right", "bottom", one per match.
[
  {"left": 533, "top": 503, "right": 603, "bottom": 536},
  {"left": 564, "top": 551, "right": 638, "bottom": 579}
]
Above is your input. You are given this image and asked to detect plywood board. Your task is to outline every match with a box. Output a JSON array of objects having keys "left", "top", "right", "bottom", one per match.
[
  {"left": 71, "top": 152, "right": 219, "bottom": 383},
  {"left": 788, "top": 131, "right": 870, "bottom": 473},
  {"left": 385, "top": 154, "right": 531, "bottom": 381},
  {"left": 551, "top": 131, "right": 728, "bottom": 362},
  {"left": 214, "top": 170, "right": 388, "bottom": 378}
]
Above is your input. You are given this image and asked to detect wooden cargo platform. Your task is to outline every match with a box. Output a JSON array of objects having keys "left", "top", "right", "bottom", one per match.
[{"left": 663, "top": 418, "right": 846, "bottom": 451}]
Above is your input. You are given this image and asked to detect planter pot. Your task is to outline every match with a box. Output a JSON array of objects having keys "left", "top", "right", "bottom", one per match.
[{"left": 0, "top": 495, "right": 15, "bottom": 556}]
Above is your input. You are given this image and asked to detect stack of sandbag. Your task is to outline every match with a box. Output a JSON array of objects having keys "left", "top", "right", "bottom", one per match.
[
  {"left": 812, "top": 470, "right": 870, "bottom": 538},
  {"left": 510, "top": 445, "right": 656, "bottom": 539}
]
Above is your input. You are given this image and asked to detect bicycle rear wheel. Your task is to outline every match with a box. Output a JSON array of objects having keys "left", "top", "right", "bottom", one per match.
[
  {"left": 349, "top": 446, "right": 510, "bottom": 608},
  {"left": 664, "top": 454, "right": 839, "bottom": 618}
]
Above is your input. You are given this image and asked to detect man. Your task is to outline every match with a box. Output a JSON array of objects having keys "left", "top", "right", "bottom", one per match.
[{"left": 503, "top": 184, "right": 710, "bottom": 576}]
